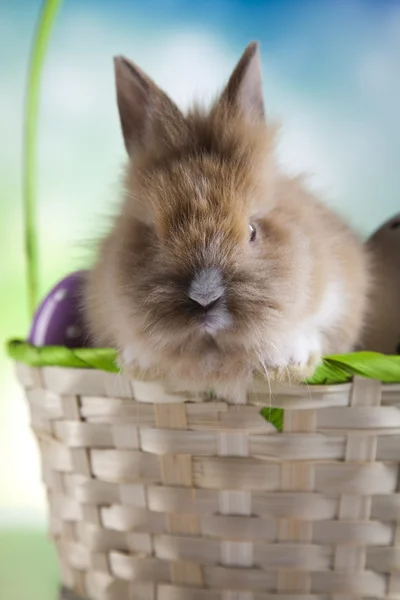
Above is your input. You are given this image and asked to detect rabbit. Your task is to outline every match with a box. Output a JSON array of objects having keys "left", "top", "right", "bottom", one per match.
[{"left": 83, "top": 42, "right": 370, "bottom": 397}]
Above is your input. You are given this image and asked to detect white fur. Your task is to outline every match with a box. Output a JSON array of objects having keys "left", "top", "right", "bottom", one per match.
[
  {"left": 204, "top": 308, "right": 232, "bottom": 335},
  {"left": 314, "top": 278, "right": 344, "bottom": 330},
  {"left": 290, "top": 277, "right": 344, "bottom": 365},
  {"left": 121, "top": 343, "right": 154, "bottom": 371},
  {"left": 266, "top": 277, "right": 344, "bottom": 368}
]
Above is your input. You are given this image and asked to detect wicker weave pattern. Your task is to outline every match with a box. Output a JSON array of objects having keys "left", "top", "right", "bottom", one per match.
[{"left": 16, "top": 362, "right": 400, "bottom": 600}]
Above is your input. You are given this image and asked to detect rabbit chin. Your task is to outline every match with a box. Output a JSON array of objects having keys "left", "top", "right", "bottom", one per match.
[{"left": 201, "top": 308, "right": 233, "bottom": 337}]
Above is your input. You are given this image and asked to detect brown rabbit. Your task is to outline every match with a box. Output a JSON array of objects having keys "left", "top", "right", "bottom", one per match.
[{"left": 83, "top": 43, "right": 370, "bottom": 395}]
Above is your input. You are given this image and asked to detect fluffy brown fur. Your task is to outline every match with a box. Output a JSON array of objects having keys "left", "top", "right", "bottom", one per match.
[{"left": 83, "top": 43, "right": 370, "bottom": 395}]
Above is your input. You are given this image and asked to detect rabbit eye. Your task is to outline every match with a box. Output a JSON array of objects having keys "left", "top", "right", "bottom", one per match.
[{"left": 249, "top": 223, "right": 256, "bottom": 242}]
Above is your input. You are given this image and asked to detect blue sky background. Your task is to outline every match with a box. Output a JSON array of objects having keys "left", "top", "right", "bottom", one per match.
[{"left": 1, "top": 0, "right": 400, "bottom": 528}]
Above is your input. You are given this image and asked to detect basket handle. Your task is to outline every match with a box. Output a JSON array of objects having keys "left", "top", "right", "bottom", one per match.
[{"left": 24, "top": 0, "right": 62, "bottom": 318}]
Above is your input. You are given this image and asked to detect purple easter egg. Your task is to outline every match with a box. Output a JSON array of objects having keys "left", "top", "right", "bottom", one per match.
[{"left": 28, "top": 271, "right": 93, "bottom": 348}]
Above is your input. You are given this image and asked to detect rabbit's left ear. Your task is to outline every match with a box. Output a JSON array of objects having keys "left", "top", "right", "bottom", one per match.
[
  {"left": 219, "top": 42, "right": 265, "bottom": 122},
  {"left": 114, "top": 55, "right": 186, "bottom": 155}
]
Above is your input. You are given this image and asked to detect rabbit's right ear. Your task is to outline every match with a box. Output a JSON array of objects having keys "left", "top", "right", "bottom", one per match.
[
  {"left": 219, "top": 42, "right": 265, "bottom": 123},
  {"left": 114, "top": 56, "right": 186, "bottom": 154}
]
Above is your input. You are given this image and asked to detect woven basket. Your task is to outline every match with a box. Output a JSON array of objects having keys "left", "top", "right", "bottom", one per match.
[
  {"left": 9, "top": 2, "right": 400, "bottom": 599},
  {"left": 11, "top": 354, "right": 400, "bottom": 599}
]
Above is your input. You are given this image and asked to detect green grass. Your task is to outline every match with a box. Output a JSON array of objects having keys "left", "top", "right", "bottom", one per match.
[
  {"left": 0, "top": 528, "right": 59, "bottom": 600},
  {"left": 7, "top": 340, "right": 400, "bottom": 385}
]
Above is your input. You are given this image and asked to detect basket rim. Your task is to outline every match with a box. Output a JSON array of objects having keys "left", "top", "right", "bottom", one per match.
[{"left": 6, "top": 339, "right": 400, "bottom": 385}]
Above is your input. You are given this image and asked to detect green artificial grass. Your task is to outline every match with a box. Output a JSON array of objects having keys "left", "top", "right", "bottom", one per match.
[
  {"left": 7, "top": 339, "right": 400, "bottom": 385},
  {"left": 259, "top": 407, "right": 284, "bottom": 432}
]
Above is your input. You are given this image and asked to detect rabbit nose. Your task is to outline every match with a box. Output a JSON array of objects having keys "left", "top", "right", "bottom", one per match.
[{"left": 188, "top": 267, "right": 224, "bottom": 308}]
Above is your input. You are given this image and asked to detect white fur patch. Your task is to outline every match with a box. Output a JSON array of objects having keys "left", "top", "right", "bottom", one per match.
[
  {"left": 289, "top": 277, "right": 344, "bottom": 365},
  {"left": 121, "top": 344, "right": 154, "bottom": 371},
  {"left": 121, "top": 345, "right": 136, "bottom": 366},
  {"left": 265, "top": 277, "right": 344, "bottom": 369},
  {"left": 287, "top": 330, "right": 321, "bottom": 366},
  {"left": 204, "top": 309, "right": 232, "bottom": 335},
  {"left": 313, "top": 278, "right": 344, "bottom": 330}
]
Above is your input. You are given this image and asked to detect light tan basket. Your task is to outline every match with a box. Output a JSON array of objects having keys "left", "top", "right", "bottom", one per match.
[{"left": 15, "top": 360, "right": 400, "bottom": 600}]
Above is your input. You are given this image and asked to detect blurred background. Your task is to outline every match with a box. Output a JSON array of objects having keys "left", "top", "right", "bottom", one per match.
[{"left": 1, "top": 0, "right": 400, "bottom": 598}]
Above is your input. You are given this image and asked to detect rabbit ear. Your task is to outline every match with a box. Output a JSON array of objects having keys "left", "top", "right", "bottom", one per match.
[
  {"left": 114, "top": 56, "right": 186, "bottom": 154},
  {"left": 219, "top": 42, "right": 265, "bottom": 122}
]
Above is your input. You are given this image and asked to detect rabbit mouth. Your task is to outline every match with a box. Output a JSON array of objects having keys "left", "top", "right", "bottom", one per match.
[{"left": 200, "top": 305, "right": 232, "bottom": 336}]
